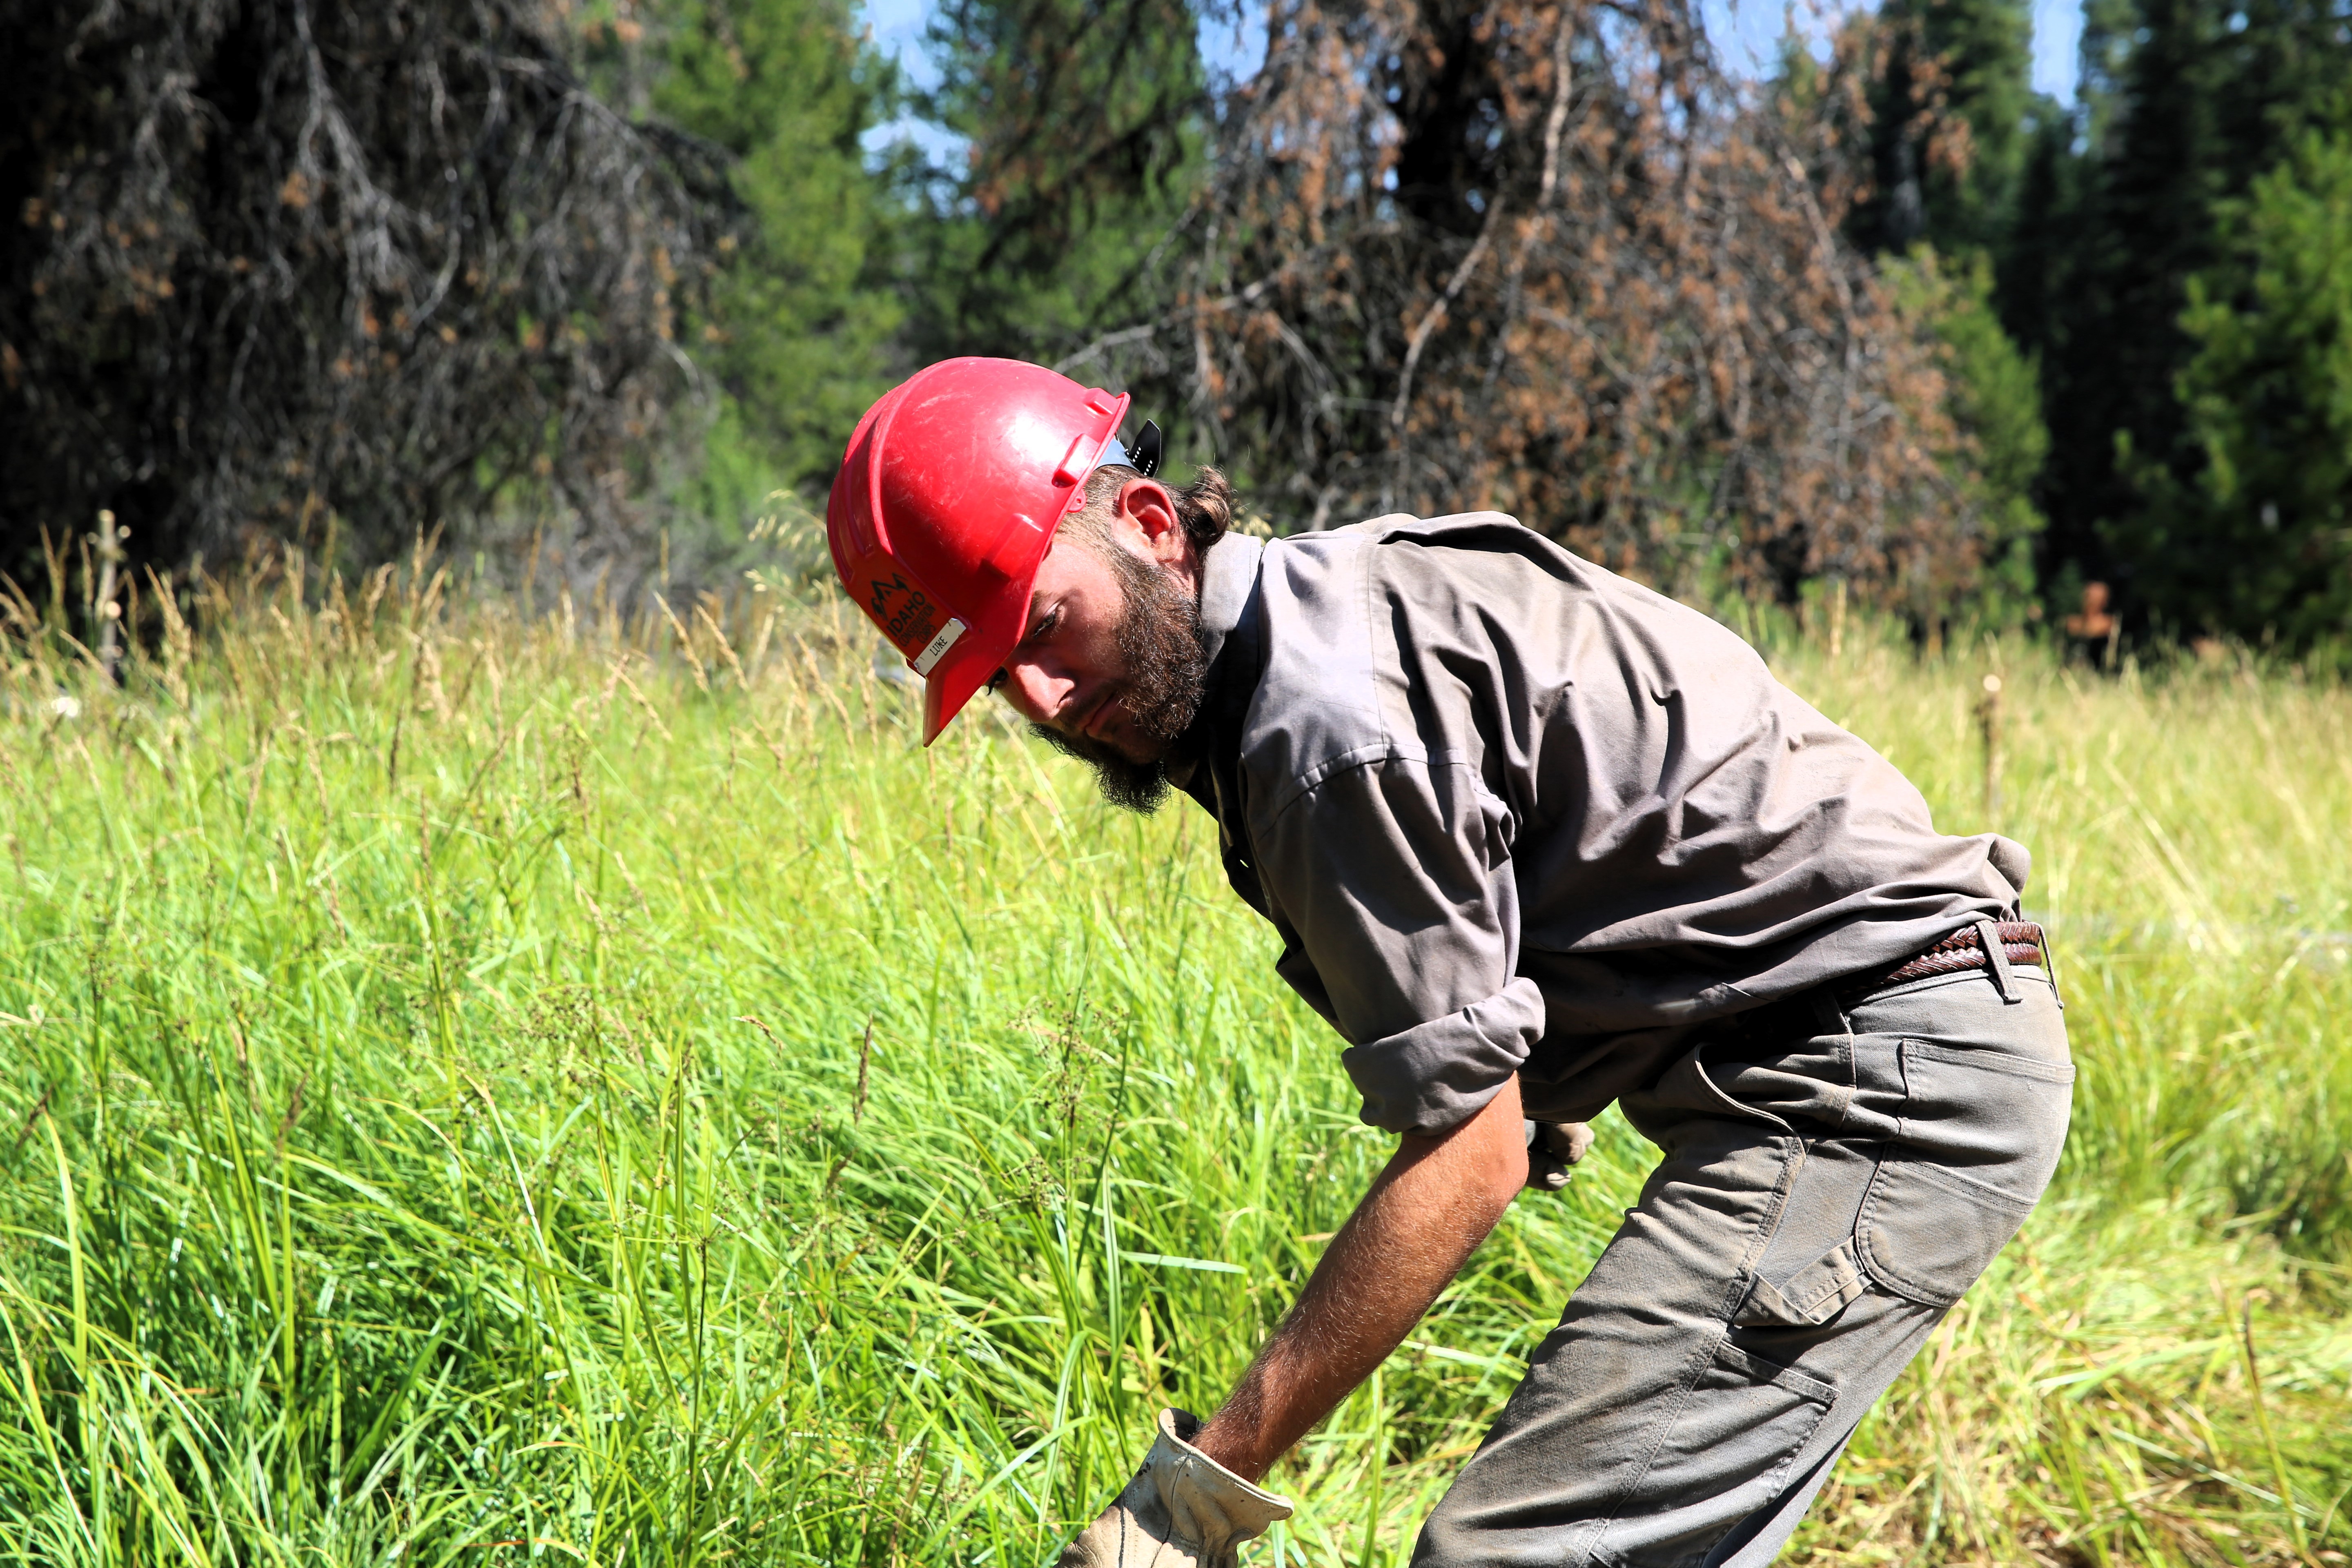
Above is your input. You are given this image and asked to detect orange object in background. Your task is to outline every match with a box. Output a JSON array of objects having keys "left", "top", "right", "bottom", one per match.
[{"left": 2064, "top": 581, "right": 2118, "bottom": 641}]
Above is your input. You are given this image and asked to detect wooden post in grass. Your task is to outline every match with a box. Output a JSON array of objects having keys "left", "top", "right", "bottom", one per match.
[
  {"left": 92, "top": 509, "right": 125, "bottom": 682},
  {"left": 1976, "top": 673, "right": 2003, "bottom": 823}
]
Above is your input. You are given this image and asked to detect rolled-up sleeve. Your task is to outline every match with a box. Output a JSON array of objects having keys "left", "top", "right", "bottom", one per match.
[
  {"left": 1341, "top": 977, "right": 1546, "bottom": 1134},
  {"left": 1254, "top": 753, "right": 1537, "bottom": 1136}
]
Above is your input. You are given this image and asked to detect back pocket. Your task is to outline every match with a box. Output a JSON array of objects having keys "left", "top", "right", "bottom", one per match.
[{"left": 1856, "top": 1041, "right": 2075, "bottom": 1308}]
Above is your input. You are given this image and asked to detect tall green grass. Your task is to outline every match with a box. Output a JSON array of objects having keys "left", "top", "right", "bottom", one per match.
[{"left": 0, "top": 555, "right": 2347, "bottom": 1567}]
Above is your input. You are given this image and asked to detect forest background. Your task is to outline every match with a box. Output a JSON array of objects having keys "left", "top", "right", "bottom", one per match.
[{"left": 4, "top": 0, "right": 2351, "bottom": 656}]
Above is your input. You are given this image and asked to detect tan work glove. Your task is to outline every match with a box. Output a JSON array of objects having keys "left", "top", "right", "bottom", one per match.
[
  {"left": 1058, "top": 1408, "right": 1294, "bottom": 1568},
  {"left": 1527, "top": 1120, "right": 1594, "bottom": 1191}
]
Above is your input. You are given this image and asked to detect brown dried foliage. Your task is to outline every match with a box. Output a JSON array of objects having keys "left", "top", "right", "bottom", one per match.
[{"left": 1067, "top": 0, "right": 1985, "bottom": 606}]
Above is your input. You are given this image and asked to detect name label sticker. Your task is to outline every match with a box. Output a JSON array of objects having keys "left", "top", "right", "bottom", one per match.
[{"left": 911, "top": 617, "right": 966, "bottom": 676}]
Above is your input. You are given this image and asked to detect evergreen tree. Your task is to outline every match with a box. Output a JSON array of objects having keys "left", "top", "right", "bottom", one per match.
[
  {"left": 1832, "top": 0, "right": 2054, "bottom": 618},
  {"left": 646, "top": 0, "right": 901, "bottom": 512},
  {"left": 2071, "top": 0, "right": 2139, "bottom": 157},
  {"left": 1058, "top": 0, "right": 2004, "bottom": 610},
  {"left": 2036, "top": 0, "right": 2352, "bottom": 608},
  {"left": 1853, "top": 0, "right": 2040, "bottom": 258},
  {"left": 906, "top": 0, "right": 1212, "bottom": 364},
  {"left": 1992, "top": 102, "right": 2079, "bottom": 350},
  {"left": 1883, "top": 247, "right": 2052, "bottom": 620},
  {"left": 2038, "top": 0, "right": 2227, "bottom": 589},
  {"left": 2110, "top": 125, "right": 2352, "bottom": 651}
]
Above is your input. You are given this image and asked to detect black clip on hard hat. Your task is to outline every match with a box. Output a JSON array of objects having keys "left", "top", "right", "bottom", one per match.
[{"left": 1131, "top": 420, "right": 1164, "bottom": 477}]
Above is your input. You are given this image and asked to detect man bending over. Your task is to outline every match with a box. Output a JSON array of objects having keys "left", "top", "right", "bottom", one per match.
[{"left": 826, "top": 359, "right": 2073, "bottom": 1568}]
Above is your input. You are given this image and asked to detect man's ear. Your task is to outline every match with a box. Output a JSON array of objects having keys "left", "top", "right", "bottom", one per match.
[{"left": 1116, "top": 479, "right": 1187, "bottom": 565}]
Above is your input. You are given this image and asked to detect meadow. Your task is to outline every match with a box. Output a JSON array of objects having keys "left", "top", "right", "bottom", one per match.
[{"left": 1, "top": 549, "right": 2348, "bottom": 1568}]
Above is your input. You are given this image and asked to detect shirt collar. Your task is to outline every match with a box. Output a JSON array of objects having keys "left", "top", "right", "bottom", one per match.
[
  {"left": 1193, "top": 531, "right": 1265, "bottom": 671},
  {"left": 1165, "top": 532, "right": 1266, "bottom": 806}
]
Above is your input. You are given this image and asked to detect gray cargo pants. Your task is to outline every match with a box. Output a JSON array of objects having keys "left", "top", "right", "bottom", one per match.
[{"left": 1412, "top": 959, "right": 2074, "bottom": 1568}]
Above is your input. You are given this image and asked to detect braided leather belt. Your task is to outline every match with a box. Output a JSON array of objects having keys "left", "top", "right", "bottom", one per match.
[{"left": 1837, "top": 920, "right": 2047, "bottom": 1002}]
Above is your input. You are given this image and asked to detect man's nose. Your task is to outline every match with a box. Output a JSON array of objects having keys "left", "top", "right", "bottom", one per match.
[{"left": 1000, "top": 658, "right": 1074, "bottom": 725}]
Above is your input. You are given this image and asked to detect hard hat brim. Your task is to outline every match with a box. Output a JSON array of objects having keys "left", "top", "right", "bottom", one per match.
[
  {"left": 920, "top": 627, "right": 1005, "bottom": 746},
  {"left": 918, "top": 520, "right": 1060, "bottom": 745}
]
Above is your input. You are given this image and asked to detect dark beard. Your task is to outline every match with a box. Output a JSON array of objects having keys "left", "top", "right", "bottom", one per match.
[{"left": 1029, "top": 539, "right": 1209, "bottom": 813}]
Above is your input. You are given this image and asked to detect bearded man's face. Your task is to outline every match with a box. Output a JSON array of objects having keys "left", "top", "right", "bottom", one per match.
[
  {"left": 984, "top": 509, "right": 1210, "bottom": 813},
  {"left": 1026, "top": 533, "right": 1209, "bottom": 811}
]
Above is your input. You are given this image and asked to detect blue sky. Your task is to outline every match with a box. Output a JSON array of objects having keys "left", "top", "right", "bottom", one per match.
[
  {"left": 1699, "top": 0, "right": 2084, "bottom": 97},
  {"left": 859, "top": 0, "right": 2086, "bottom": 158}
]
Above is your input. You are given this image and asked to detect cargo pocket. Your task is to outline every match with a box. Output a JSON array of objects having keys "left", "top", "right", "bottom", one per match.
[
  {"left": 1735, "top": 1239, "right": 1869, "bottom": 1328},
  {"left": 1856, "top": 1040, "right": 2075, "bottom": 1308},
  {"left": 1604, "top": 1339, "right": 1836, "bottom": 1567}
]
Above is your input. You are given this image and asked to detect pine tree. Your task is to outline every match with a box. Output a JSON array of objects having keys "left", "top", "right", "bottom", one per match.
[
  {"left": 1833, "top": 0, "right": 2053, "bottom": 620},
  {"left": 2037, "top": 0, "right": 2351, "bottom": 608},
  {"left": 1050, "top": 0, "right": 2001, "bottom": 610},
  {"left": 648, "top": 0, "right": 901, "bottom": 503},
  {"left": 0, "top": 0, "right": 727, "bottom": 581},
  {"left": 2039, "top": 0, "right": 2227, "bottom": 588},
  {"left": 1992, "top": 102, "right": 2078, "bottom": 350},
  {"left": 1853, "top": 0, "right": 2040, "bottom": 258},
  {"left": 906, "top": 0, "right": 1211, "bottom": 363},
  {"left": 2108, "top": 125, "right": 2352, "bottom": 650},
  {"left": 1883, "top": 248, "right": 2052, "bottom": 621}
]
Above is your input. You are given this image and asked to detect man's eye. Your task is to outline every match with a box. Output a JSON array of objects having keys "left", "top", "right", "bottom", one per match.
[{"left": 988, "top": 607, "right": 1058, "bottom": 695}]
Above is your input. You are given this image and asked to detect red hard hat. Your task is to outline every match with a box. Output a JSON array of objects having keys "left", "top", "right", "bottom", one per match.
[{"left": 828, "top": 358, "right": 1131, "bottom": 744}]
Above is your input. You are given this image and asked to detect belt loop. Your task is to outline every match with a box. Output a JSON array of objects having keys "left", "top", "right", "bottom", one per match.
[
  {"left": 1975, "top": 917, "right": 2022, "bottom": 1005},
  {"left": 1809, "top": 983, "right": 1860, "bottom": 1125},
  {"left": 2034, "top": 922, "right": 2065, "bottom": 1011}
]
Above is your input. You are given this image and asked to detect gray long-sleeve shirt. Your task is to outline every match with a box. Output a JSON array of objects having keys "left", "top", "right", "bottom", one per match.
[{"left": 1165, "top": 514, "right": 2029, "bottom": 1136}]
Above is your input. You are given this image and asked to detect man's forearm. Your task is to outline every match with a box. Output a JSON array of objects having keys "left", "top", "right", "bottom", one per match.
[{"left": 1192, "top": 1077, "right": 1528, "bottom": 1482}]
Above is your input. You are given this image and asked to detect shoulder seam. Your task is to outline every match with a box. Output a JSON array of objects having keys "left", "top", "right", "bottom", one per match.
[{"left": 1258, "top": 746, "right": 1506, "bottom": 831}]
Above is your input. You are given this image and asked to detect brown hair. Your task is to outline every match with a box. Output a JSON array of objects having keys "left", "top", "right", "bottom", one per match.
[{"left": 1072, "top": 463, "right": 1236, "bottom": 557}]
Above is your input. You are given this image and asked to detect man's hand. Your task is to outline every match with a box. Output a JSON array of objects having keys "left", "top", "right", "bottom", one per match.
[
  {"left": 1058, "top": 1409, "right": 1292, "bottom": 1568},
  {"left": 1527, "top": 1119, "right": 1595, "bottom": 1190},
  {"left": 1188, "top": 1076, "right": 1531, "bottom": 1483}
]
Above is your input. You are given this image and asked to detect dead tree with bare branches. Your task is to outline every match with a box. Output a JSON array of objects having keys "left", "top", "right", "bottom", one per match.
[
  {"left": 0, "top": 0, "right": 732, "bottom": 589},
  {"left": 1065, "top": 0, "right": 1987, "bottom": 610}
]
